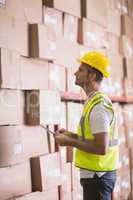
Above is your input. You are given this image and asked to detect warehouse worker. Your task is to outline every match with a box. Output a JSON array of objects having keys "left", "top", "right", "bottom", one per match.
[{"left": 55, "top": 51, "right": 119, "bottom": 200}]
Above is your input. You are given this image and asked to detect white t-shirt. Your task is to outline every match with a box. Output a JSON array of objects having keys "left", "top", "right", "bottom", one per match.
[{"left": 80, "top": 92, "right": 113, "bottom": 178}]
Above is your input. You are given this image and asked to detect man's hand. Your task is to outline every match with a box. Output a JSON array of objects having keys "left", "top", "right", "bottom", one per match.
[{"left": 55, "top": 132, "right": 73, "bottom": 146}]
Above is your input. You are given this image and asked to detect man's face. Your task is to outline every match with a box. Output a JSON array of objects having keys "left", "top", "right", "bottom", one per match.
[{"left": 74, "top": 63, "right": 89, "bottom": 87}]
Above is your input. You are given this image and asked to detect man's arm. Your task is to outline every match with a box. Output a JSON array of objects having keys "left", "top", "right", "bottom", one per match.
[{"left": 55, "top": 131, "right": 109, "bottom": 155}]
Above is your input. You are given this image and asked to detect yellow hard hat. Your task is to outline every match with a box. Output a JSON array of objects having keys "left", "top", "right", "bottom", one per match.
[{"left": 79, "top": 51, "right": 110, "bottom": 78}]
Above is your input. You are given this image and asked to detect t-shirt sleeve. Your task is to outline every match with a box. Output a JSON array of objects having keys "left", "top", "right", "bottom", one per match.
[{"left": 89, "top": 102, "right": 113, "bottom": 134}]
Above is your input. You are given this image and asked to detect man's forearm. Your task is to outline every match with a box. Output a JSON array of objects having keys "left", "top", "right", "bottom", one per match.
[{"left": 68, "top": 137, "right": 107, "bottom": 155}]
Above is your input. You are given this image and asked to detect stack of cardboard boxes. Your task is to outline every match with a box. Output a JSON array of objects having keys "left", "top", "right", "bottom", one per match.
[{"left": 0, "top": 0, "right": 133, "bottom": 199}]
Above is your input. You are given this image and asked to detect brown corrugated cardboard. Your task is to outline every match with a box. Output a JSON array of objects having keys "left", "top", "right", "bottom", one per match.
[
  {"left": 120, "top": 36, "right": 133, "bottom": 58},
  {"left": 20, "top": 57, "right": 49, "bottom": 90},
  {"left": 78, "top": 18, "right": 107, "bottom": 49},
  {"left": 5, "top": 0, "right": 43, "bottom": 23},
  {"left": 0, "top": 160, "right": 31, "bottom": 200},
  {"left": 43, "top": 0, "right": 82, "bottom": 17},
  {"left": 85, "top": 0, "right": 108, "bottom": 27},
  {"left": 107, "top": 10, "right": 121, "bottom": 36},
  {"left": 13, "top": 189, "right": 59, "bottom": 200},
  {"left": 0, "top": 12, "right": 28, "bottom": 56},
  {"left": 29, "top": 24, "right": 56, "bottom": 60},
  {"left": 25, "top": 90, "right": 62, "bottom": 125},
  {"left": 48, "top": 62, "right": 66, "bottom": 91},
  {"left": 121, "top": 14, "right": 133, "bottom": 39},
  {"left": 64, "top": 13, "right": 78, "bottom": 42},
  {"left": 0, "top": 48, "right": 20, "bottom": 89},
  {"left": 31, "top": 152, "right": 61, "bottom": 191},
  {"left": 43, "top": 6, "right": 63, "bottom": 39},
  {"left": 0, "top": 125, "right": 49, "bottom": 167},
  {"left": 0, "top": 89, "right": 24, "bottom": 125}
]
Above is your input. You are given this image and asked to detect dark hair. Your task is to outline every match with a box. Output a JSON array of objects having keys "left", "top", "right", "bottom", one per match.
[{"left": 87, "top": 65, "right": 103, "bottom": 82}]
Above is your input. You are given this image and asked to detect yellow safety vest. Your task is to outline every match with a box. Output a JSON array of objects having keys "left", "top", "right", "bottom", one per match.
[{"left": 75, "top": 92, "right": 119, "bottom": 172}]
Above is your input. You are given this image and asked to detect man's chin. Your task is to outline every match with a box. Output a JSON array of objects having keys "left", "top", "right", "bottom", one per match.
[{"left": 75, "top": 80, "right": 81, "bottom": 87}]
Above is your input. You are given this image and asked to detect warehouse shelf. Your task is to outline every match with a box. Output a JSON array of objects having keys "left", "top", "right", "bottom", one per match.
[{"left": 60, "top": 92, "right": 133, "bottom": 104}]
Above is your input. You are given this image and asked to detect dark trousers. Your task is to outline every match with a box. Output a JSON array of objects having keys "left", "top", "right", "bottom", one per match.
[{"left": 80, "top": 171, "right": 116, "bottom": 200}]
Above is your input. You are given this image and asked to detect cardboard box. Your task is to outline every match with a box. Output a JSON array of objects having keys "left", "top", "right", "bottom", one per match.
[
  {"left": 64, "top": 13, "right": 78, "bottom": 42},
  {"left": 0, "top": 49, "right": 49, "bottom": 90},
  {"left": 128, "top": 0, "right": 133, "bottom": 17},
  {"left": 124, "top": 105, "right": 133, "bottom": 124},
  {"left": 5, "top": 0, "right": 43, "bottom": 23},
  {"left": 43, "top": 6, "right": 63, "bottom": 39},
  {"left": 29, "top": 24, "right": 56, "bottom": 60},
  {"left": 0, "top": 48, "right": 20, "bottom": 89},
  {"left": 59, "top": 163, "right": 72, "bottom": 200},
  {"left": 120, "top": 167, "right": 131, "bottom": 200},
  {"left": 0, "top": 89, "right": 24, "bottom": 125},
  {"left": 107, "top": 0, "right": 121, "bottom": 13},
  {"left": 124, "top": 78, "right": 133, "bottom": 96},
  {"left": 107, "top": 33, "right": 120, "bottom": 55},
  {"left": 31, "top": 152, "right": 62, "bottom": 191},
  {"left": 72, "top": 165, "right": 83, "bottom": 199},
  {"left": 106, "top": 54, "right": 124, "bottom": 96},
  {"left": 118, "top": 125, "right": 127, "bottom": 150},
  {"left": 13, "top": 189, "right": 59, "bottom": 200},
  {"left": 121, "top": 14, "right": 133, "bottom": 39},
  {"left": 25, "top": 90, "right": 62, "bottom": 125},
  {"left": 123, "top": 58, "right": 133, "bottom": 78},
  {"left": 48, "top": 62, "right": 66, "bottom": 92},
  {"left": 85, "top": 0, "right": 108, "bottom": 27},
  {"left": 43, "top": 0, "right": 82, "bottom": 17},
  {"left": 112, "top": 170, "right": 121, "bottom": 200},
  {"left": 125, "top": 124, "right": 133, "bottom": 147},
  {"left": 54, "top": 37, "right": 79, "bottom": 68},
  {"left": 0, "top": 160, "right": 31, "bottom": 200},
  {"left": 119, "top": 147, "right": 130, "bottom": 169},
  {"left": 129, "top": 148, "right": 133, "bottom": 186},
  {"left": 107, "top": 10, "right": 121, "bottom": 36},
  {"left": 67, "top": 102, "right": 83, "bottom": 132},
  {"left": 0, "top": 125, "right": 49, "bottom": 167},
  {"left": 59, "top": 102, "right": 67, "bottom": 129},
  {"left": 20, "top": 57, "right": 49, "bottom": 90},
  {"left": 78, "top": 18, "right": 107, "bottom": 49},
  {"left": 120, "top": 36, "right": 133, "bottom": 58},
  {"left": 121, "top": 0, "right": 129, "bottom": 14},
  {"left": 0, "top": 12, "right": 28, "bottom": 56}
]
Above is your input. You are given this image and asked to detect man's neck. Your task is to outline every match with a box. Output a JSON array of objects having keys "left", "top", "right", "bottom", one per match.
[{"left": 83, "top": 85, "right": 100, "bottom": 97}]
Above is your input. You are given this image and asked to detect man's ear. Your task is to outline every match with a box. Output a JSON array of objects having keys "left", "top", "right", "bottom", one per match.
[{"left": 88, "top": 73, "right": 96, "bottom": 81}]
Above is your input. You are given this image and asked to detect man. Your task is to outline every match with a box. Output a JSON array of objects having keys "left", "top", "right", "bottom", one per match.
[{"left": 55, "top": 51, "right": 119, "bottom": 200}]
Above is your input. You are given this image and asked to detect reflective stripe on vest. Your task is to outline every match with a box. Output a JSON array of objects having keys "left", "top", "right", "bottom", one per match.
[{"left": 80, "top": 115, "right": 118, "bottom": 147}]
